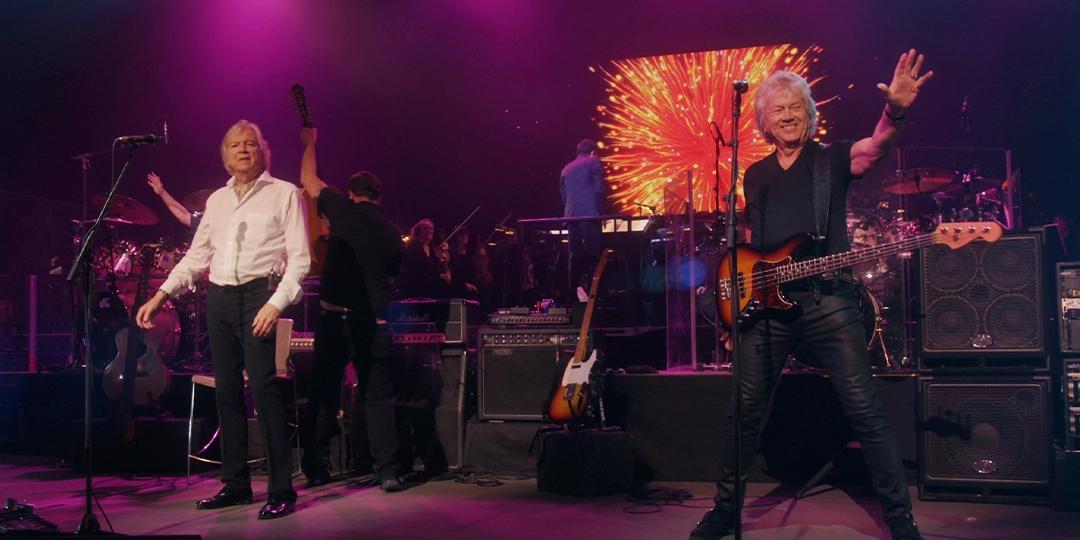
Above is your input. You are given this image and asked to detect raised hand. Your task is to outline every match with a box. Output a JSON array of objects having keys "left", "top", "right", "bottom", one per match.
[
  {"left": 147, "top": 172, "right": 164, "bottom": 195},
  {"left": 300, "top": 127, "right": 318, "bottom": 146},
  {"left": 876, "top": 48, "right": 935, "bottom": 112}
]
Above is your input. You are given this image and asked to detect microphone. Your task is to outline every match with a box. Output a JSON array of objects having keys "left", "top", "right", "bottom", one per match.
[
  {"left": 116, "top": 134, "right": 161, "bottom": 146},
  {"left": 733, "top": 80, "right": 749, "bottom": 94},
  {"left": 162, "top": 119, "right": 169, "bottom": 145}
]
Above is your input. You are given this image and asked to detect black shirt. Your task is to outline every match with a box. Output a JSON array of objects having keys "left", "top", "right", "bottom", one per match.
[
  {"left": 397, "top": 243, "right": 449, "bottom": 299},
  {"left": 744, "top": 140, "right": 856, "bottom": 256},
  {"left": 316, "top": 188, "right": 402, "bottom": 318}
]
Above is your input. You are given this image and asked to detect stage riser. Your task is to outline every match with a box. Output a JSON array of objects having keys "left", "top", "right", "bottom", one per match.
[{"left": 604, "top": 372, "right": 918, "bottom": 483}]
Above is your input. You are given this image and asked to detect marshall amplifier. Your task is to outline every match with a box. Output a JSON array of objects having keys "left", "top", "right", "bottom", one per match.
[
  {"left": 478, "top": 327, "right": 589, "bottom": 421},
  {"left": 387, "top": 298, "right": 480, "bottom": 347}
]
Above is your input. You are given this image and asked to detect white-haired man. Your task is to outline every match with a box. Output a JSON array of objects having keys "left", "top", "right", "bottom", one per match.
[
  {"left": 691, "top": 49, "right": 934, "bottom": 540},
  {"left": 137, "top": 120, "right": 310, "bottom": 519}
]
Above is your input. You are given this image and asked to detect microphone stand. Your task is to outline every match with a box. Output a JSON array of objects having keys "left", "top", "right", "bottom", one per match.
[
  {"left": 66, "top": 140, "right": 141, "bottom": 535},
  {"left": 720, "top": 81, "right": 748, "bottom": 540}
]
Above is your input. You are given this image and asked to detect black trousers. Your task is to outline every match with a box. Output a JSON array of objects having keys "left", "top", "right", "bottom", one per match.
[
  {"left": 302, "top": 310, "right": 399, "bottom": 481},
  {"left": 205, "top": 280, "right": 295, "bottom": 500},
  {"left": 714, "top": 284, "right": 911, "bottom": 521},
  {"left": 568, "top": 220, "right": 601, "bottom": 289}
]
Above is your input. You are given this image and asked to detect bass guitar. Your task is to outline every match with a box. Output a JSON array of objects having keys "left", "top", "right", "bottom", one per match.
[
  {"left": 717, "top": 221, "right": 1003, "bottom": 332},
  {"left": 102, "top": 243, "right": 172, "bottom": 442},
  {"left": 545, "top": 249, "right": 611, "bottom": 424}
]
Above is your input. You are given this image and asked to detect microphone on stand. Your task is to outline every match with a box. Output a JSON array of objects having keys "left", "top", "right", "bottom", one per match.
[
  {"left": 116, "top": 118, "right": 169, "bottom": 146},
  {"left": 115, "top": 133, "right": 161, "bottom": 146},
  {"left": 733, "top": 80, "right": 749, "bottom": 94}
]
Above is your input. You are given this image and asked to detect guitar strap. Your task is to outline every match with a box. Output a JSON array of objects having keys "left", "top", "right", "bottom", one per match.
[{"left": 811, "top": 141, "right": 832, "bottom": 239}]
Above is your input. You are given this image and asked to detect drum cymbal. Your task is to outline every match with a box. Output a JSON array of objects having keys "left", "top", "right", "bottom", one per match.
[
  {"left": 882, "top": 168, "right": 956, "bottom": 195},
  {"left": 942, "top": 175, "right": 1003, "bottom": 194},
  {"left": 90, "top": 193, "right": 158, "bottom": 225},
  {"left": 182, "top": 189, "right": 215, "bottom": 212}
]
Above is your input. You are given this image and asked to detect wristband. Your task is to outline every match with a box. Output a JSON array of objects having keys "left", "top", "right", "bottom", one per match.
[{"left": 884, "top": 107, "right": 907, "bottom": 123}]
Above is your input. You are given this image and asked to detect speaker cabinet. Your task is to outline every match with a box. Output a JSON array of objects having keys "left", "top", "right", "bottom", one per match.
[
  {"left": 478, "top": 328, "right": 584, "bottom": 421},
  {"left": 918, "top": 232, "right": 1048, "bottom": 366},
  {"left": 384, "top": 344, "right": 471, "bottom": 471},
  {"left": 434, "top": 348, "right": 470, "bottom": 469},
  {"left": 918, "top": 375, "right": 1051, "bottom": 503}
]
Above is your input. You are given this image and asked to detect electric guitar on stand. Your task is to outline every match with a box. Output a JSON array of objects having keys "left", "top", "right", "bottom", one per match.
[{"left": 545, "top": 249, "right": 612, "bottom": 425}]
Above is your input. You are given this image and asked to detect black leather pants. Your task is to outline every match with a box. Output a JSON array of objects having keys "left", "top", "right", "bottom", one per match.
[{"left": 713, "top": 284, "right": 911, "bottom": 521}]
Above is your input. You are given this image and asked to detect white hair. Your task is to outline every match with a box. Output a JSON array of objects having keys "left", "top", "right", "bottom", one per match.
[
  {"left": 753, "top": 71, "right": 818, "bottom": 145},
  {"left": 220, "top": 119, "right": 271, "bottom": 175}
]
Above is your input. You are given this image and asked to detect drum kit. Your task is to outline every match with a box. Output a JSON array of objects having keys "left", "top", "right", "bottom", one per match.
[
  {"left": 844, "top": 166, "right": 1006, "bottom": 369},
  {"left": 79, "top": 192, "right": 208, "bottom": 369}
]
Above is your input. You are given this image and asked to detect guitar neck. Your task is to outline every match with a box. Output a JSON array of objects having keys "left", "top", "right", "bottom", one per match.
[
  {"left": 777, "top": 232, "right": 937, "bottom": 283},
  {"left": 572, "top": 251, "right": 611, "bottom": 362}
]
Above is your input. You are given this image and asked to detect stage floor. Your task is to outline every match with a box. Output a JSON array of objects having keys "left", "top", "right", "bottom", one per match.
[{"left": 4, "top": 455, "right": 1079, "bottom": 539}]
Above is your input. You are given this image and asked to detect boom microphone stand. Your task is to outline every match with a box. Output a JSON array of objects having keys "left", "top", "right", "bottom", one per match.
[
  {"left": 721, "top": 79, "right": 749, "bottom": 540},
  {"left": 66, "top": 140, "right": 144, "bottom": 534}
]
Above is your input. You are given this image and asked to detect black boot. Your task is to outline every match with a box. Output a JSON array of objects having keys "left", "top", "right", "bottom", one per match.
[
  {"left": 886, "top": 513, "right": 923, "bottom": 540},
  {"left": 689, "top": 507, "right": 735, "bottom": 540}
]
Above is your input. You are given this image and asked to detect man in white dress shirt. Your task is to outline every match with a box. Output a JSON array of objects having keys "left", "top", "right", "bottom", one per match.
[{"left": 136, "top": 120, "right": 310, "bottom": 519}]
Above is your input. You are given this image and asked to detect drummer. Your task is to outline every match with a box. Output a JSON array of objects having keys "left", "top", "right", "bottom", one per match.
[{"left": 147, "top": 171, "right": 203, "bottom": 232}]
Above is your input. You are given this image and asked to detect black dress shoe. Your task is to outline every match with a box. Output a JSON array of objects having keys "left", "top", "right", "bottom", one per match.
[
  {"left": 689, "top": 507, "right": 735, "bottom": 540},
  {"left": 257, "top": 496, "right": 296, "bottom": 520},
  {"left": 195, "top": 489, "right": 253, "bottom": 510},
  {"left": 886, "top": 513, "right": 923, "bottom": 540}
]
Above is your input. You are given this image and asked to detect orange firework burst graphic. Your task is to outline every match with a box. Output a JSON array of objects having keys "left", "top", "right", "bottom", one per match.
[{"left": 594, "top": 44, "right": 827, "bottom": 214}]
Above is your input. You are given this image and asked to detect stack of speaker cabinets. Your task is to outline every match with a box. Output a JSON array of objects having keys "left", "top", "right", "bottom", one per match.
[
  {"left": 1053, "top": 262, "right": 1080, "bottom": 509},
  {"left": 384, "top": 299, "right": 479, "bottom": 471},
  {"left": 916, "top": 231, "right": 1054, "bottom": 504}
]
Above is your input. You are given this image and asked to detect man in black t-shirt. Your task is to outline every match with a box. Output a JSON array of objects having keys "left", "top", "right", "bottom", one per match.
[
  {"left": 691, "top": 50, "right": 934, "bottom": 540},
  {"left": 297, "top": 127, "right": 405, "bottom": 492}
]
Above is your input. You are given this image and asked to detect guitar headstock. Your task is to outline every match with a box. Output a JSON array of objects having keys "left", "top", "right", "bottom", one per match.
[
  {"left": 932, "top": 222, "right": 1003, "bottom": 249},
  {"left": 291, "top": 84, "right": 314, "bottom": 128}
]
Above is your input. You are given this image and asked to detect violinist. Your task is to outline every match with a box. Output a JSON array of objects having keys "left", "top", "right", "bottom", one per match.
[{"left": 396, "top": 219, "right": 451, "bottom": 299}]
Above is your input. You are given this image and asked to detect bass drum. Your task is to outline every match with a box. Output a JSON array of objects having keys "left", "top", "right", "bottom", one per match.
[{"left": 789, "top": 287, "right": 880, "bottom": 369}]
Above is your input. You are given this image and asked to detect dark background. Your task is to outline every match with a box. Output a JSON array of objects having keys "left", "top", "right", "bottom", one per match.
[{"left": 1, "top": 0, "right": 1077, "bottom": 274}]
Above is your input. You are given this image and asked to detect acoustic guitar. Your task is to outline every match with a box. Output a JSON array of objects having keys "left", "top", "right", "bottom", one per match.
[
  {"left": 102, "top": 243, "right": 172, "bottom": 442},
  {"left": 291, "top": 83, "right": 329, "bottom": 276}
]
